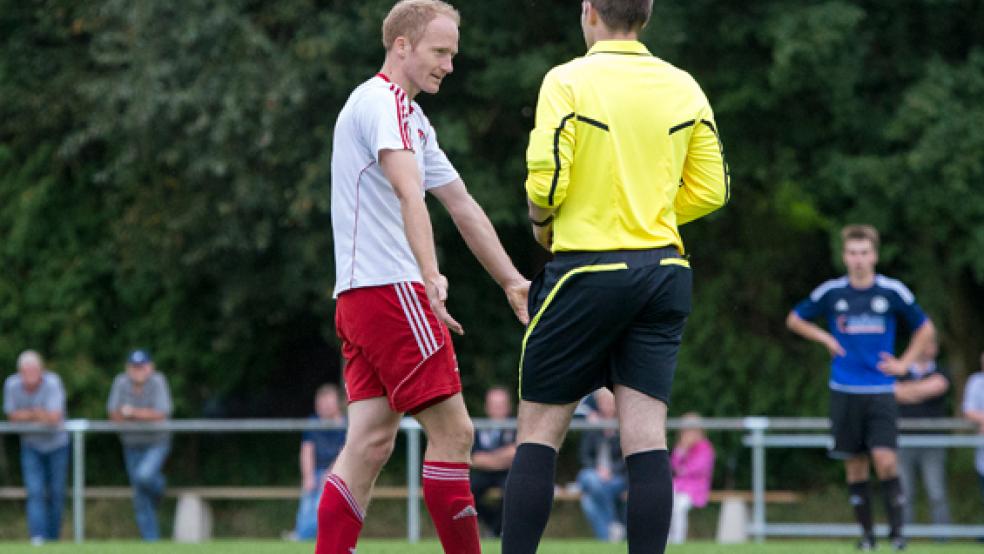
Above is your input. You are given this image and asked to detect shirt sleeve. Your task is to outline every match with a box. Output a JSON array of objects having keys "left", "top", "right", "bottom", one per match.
[
  {"left": 154, "top": 374, "right": 173, "bottom": 416},
  {"left": 964, "top": 375, "right": 984, "bottom": 413},
  {"left": 675, "top": 89, "right": 729, "bottom": 225},
  {"left": 889, "top": 287, "right": 928, "bottom": 330},
  {"left": 45, "top": 375, "right": 66, "bottom": 413},
  {"left": 361, "top": 89, "right": 414, "bottom": 163},
  {"left": 525, "top": 67, "right": 575, "bottom": 208},
  {"left": 421, "top": 120, "right": 460, "bottom": 190},
  {"left": 106, "top": 376, "right": 123, "bottom": 413},
  {"left": 3, "top": 377, "right": 14, "bottom": 415}
]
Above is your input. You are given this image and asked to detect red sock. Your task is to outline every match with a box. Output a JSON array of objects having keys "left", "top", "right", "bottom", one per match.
[
  {"left": 315, "top": 474, "right": 364, "bottom": 554},
  {"left": 422, "top": 461, "right": 481, "bottom": 554}
]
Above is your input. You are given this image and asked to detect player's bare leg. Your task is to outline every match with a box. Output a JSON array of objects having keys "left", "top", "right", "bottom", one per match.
[
  {"left": 845, "top": 456, "right": 876, "bottom": 550},
  {"left": 501, "top": 400, "right": 578, "bottom": 554},
  {"left": 316, "top": 397, "right": 401, "bottom": 554},
  {"left": 615, "top": 385, "right": 673, "bottom": 554},
  {"left": 413, "top": 392, "right": 481, "bottom": 553}
]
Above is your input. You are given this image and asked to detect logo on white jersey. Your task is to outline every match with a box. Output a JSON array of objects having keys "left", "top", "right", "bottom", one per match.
[
  {"left": 871, "top": 296, "right": 889, "bottom": 313},
  {"left": 835, "top": 299, "right": 849, "bottom": 312},
  {"left": 453, "top": 505, "right": 478, "bottom": 520}
]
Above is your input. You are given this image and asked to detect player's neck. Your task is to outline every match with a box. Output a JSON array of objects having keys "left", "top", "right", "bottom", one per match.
[
  {"left": 848, "top": 271, "right": 875, "bottom": 289},
  {"left": 378, "top": 63, "right": 419, "bottom": 100}
]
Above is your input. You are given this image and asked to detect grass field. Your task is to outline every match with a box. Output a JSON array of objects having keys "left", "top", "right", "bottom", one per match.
[{"left": 1, "top": 540, "right": 983, "bottom": 553}]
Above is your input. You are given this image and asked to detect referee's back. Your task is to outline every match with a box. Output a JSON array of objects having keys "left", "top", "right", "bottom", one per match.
[{"left": 526, "top": 40, "right": 729, "bottom": 254}]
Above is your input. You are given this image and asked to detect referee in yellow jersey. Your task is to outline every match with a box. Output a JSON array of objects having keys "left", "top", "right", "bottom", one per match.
[{"left": 500, "top": 2, "right": 729, "bottom": 552}]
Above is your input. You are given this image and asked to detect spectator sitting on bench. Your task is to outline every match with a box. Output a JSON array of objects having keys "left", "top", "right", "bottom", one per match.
[
  {"left": 669, "top": 412, "right": 715, "bottom": 544},
  {"left": 469, "top": 386, "right": 516, "bottom": 538},
  {"left": 290, "top": 384, "right": 346, "bottom": 541},
  {"left": 576, "top": 388, "right": 626, "bottom": 542}
]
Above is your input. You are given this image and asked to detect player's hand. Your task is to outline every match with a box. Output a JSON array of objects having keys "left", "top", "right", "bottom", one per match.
[
  {"left": 532, "top": 222, "right": 553, "bottom": 251},
  {"left": 424, "top": 273, "right": 464, "bottom": 335},
  {"left": 877, "top": 352, "right": 907, "bottom": 376},
  {"left": 823, "top": 336, "right": 846, "bottom": 358},
  {"left": 504, "top": 278, "right": 531, "bottom": 325}
]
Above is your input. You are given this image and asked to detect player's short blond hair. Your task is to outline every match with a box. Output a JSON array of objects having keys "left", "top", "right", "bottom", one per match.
[
  {"left": 840, "top": 224, "right": 880, "bottom": 250},
  {"left": 382, "top": 0, "right": 460, "bottom": 50}
]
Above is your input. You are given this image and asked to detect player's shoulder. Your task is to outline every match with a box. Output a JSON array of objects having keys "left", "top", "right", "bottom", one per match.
[
  {"left": 345, "top": 77, "right": 401, "bottom": 113},
  {"left": 874, "top": 274, "right": 916, "bottom": 303},
  {"left": 808, "top": 276, "right": 849, "bottom": 301},
  {"left": 42, "top": 371, "right": 64, "bottom": 387}
]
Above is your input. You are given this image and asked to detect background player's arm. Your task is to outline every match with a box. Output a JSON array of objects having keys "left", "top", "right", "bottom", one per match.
[
  {"left": 894, "top": 373, "right": 948, "bottom": 404},
  {"left": 429, "top": 180, "right": 530, "bottom": 325},
  {"left": 300, "top": 441, "right": 316, "bottom": 491},
  {"left": 675, "top": 105, "right": 729, "bottom": 225},
  {"left": 877, "top": 319, "right": 936, "bottom": 376},
  {"left": 380, "top": 148, "right": 463, "bottom": 335},
  {"left": 785, "top": 311, "right": 845, "bottom": 357}
]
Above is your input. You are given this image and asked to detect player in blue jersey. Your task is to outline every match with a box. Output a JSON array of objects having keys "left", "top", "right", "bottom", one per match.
[{"left": 787, "top": 224, "right": 936, "bottom": 551}]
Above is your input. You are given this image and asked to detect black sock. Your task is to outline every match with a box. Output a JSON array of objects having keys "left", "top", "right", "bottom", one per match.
[
  {"left": 848, "top": 480, "right": 874, "bottom": 538},
  {"left": 626, "top": 449, "right": 673, "bottom": 554},
  {"left": 881, "top": 477, "right": 905, "bottom": 538},
  {"left": 501, "top": 443, "right": 557, "bottom": 554}
]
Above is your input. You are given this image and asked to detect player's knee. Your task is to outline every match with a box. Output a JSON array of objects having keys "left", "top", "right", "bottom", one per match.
[
  {"left": 357, "top": 433, "right": 396, "bottom": 469},
  {"left": 429, "top": 418, "right": 474, "bottom": 458}
]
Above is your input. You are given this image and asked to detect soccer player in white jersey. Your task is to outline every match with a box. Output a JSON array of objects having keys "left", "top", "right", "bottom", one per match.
[{"left": 317, "top": 2, "right": 530, "bottom": 553}]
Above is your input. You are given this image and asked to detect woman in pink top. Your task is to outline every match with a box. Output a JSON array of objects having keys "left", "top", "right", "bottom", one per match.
[{"left": 669, "top": 412, "right": 715, "bottom": 543}]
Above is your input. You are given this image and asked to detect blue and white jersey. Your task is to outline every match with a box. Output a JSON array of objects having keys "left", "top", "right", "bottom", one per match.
[{"left": 794, "top": 275, "right": 928, "bottom": 394}]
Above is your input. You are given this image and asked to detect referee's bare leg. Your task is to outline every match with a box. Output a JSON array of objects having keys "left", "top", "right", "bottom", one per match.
[{"left": 501, "top": 399, "right": 579, "bottom": 554}]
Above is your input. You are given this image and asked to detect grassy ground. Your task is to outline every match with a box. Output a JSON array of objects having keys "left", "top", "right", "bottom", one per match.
[{"left": 1, "top": 540, "right": 983, "bottom": 553}]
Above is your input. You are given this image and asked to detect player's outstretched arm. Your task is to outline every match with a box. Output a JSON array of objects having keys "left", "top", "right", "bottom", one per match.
[
  {"left": 786, "top": 311, "right": 845, "bottom": 358},
  {"left": 380, "top": 149, "right": 464, "bottom": 335},
  {"left": 429, "top": 179, "right": 530, "bottom": 325}
]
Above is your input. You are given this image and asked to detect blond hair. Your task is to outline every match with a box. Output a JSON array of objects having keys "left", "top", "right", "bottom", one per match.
[
  {"left": 382, "top": 0, "right": 460, "bottom": 50},
  {"left": 840, "top": 224, "right": 880, "bottom": 250}
]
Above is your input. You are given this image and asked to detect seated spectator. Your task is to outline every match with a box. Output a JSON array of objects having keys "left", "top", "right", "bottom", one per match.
[
  {"left": 107, "top": 349, "right": 172, "bottom": 541},
  {"left": 291, "top": 384, "right": 346, "bottom": 540},
  {"left": 963, "top": 352, "right": 984, "bottom": 519},
  {"left": 469, "top": 386, "right": 516, "bottom": 537},
  {"left": 3, "top": 350, "right": 70, "bottom": 545},
  {"left": 576, "top": 388, "right": 626, "bottom": 542},
  {"left": 669, "top": 412, "right": 715, "bottom": 544},
  {"left": 894, "top": 337, "right": 951, "bottom": 529}
]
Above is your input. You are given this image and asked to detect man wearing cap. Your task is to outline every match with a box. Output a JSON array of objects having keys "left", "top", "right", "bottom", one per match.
[
  {"left": 107, "top": 349, "right": 173, "bottom": 541},
  {"left": 3, "top": 350, "right": 70, "bottom": 544}
]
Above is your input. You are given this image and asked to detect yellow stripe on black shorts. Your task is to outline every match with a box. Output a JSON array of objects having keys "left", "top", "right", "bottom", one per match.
[{"left": 518, "top": 247, "right": 692, "bottom": 405}]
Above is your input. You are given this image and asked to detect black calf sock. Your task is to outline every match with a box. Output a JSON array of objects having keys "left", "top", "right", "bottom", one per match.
[
  {"left": 848, "top": 480, "right": 874, "bottom": 538},
  {"left": 881, "top": 476, "right": 905, "bottom": 538},
  {"left": 501, "top": 443, "right": 557, "bottom": 554},
  {"left": 626, "top": 449, "right": 673, "bottom": 554}
]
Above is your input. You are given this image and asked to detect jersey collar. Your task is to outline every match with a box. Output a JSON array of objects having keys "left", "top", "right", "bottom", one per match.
[{"left": 586, "top": 40, "right": 651, "bottom": 57}]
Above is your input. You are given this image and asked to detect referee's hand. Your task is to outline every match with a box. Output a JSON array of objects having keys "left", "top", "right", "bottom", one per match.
[{"left": 425, "top": 274, "right": 464, "bottom": 335}]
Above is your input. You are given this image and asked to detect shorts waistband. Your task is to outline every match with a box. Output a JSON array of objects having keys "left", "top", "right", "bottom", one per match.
[{"left": 552, "top": 247, "right": 682, "bottom": 268}]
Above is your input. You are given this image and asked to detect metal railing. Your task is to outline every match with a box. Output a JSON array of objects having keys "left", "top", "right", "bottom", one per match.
[{"left": 0, "top": 417, "right": 981, "bottom": 543}]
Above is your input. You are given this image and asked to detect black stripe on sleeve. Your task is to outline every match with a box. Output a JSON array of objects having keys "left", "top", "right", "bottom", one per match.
[
  {"left": 669, "top": 119, "right": 696, "bottom": 135},
  {"left": 576, "top": 115, "right": 609, "bottom": 131},
  {"left": 549, "top": 113, "right": 576, "bottom": 206},
  {"left": 700, "top": 119, "right": 730, "bottom": 204}
]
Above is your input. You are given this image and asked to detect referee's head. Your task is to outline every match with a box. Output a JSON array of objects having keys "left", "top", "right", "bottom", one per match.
[{"left": 581, "top": 0, "right": 653, "bottom": 43}]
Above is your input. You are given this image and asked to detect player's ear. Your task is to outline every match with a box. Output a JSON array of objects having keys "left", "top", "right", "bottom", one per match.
[{"left": 394, "top": 36, "right": 409, "bottom": 58}]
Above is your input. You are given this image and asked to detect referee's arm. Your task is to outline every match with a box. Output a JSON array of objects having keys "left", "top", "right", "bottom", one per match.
[
  {"left": 525, "top": 69, "right": 574, "bottom": 226},
  {"left": 675, "top": 106, "right": 729, "bottom": 225}
]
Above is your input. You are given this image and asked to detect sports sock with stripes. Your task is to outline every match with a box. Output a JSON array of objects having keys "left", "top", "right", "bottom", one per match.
[
  {"left": 848, "top": 480, "right": 874, "bottom": 539},
  {"left": 625, "top": 449, "right": 673, "bottom": 554},
  {"left": 422, "top": 461, "right": 481, "bottom": 554},
  {"left": 315, "top": 474, "right": 363, "bottom": 554},
  {"left": 501, "top": 442, "right": 557, "bottom": 554}
]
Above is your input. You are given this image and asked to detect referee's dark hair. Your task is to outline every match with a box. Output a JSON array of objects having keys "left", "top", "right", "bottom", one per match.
[{"left": 588, "top": 0, "right": 653, "bottom": 32}]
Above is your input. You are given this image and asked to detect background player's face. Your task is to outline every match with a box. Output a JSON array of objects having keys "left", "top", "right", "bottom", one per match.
[
  {"left": 18, "top": 359, "right": 42, "bottom": 390},
  {"left": 485, "top": 389, "right": 511, "bottom": 419},
  {"left": 842, "top": 238, "right": 877, "bottom": 279},
  {"left": 405, "top": 15, "right": 458, "bottom": 95},
  {"left": 315, "top": 389, "right": 341, "bottom": 418}
]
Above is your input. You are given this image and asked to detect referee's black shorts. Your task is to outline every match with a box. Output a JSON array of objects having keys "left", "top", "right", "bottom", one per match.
[
  {"left": 828, "top": 390, "right": 899, "bottom": 459},
  {"left": 519, "top": 247, "right": 692, "bottom": 405}
]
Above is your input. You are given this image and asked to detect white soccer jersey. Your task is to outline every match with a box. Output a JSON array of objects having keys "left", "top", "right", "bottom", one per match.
[{"left": 331, "top": 74, "right": 459, "bottom": 298}]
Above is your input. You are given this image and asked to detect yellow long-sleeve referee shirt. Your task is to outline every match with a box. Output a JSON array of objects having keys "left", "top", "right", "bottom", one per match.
[{"left": 526, "top": 40, "right": 729, "bottom": 253}]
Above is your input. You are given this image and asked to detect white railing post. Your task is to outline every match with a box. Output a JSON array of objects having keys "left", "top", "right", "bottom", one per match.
[
  {"left": 404, "top": 418, "right": 422, "bottom": 543},
  {"left": 68, "top": 419, "right": 89, "bottom": 543},
  {"left": 744, "top": 416, "right": 769, "bottom": 543}
]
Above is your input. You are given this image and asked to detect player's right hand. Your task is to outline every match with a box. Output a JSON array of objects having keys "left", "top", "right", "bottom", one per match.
[
  {"left": 824, "top": 336, "right": 846, "bottom": 358},
  {"left": 504, "top": 278, "right": 531, "bottom": 325},
  {"left": 425, "top": 273, "right": 464, "bottom": 335}
]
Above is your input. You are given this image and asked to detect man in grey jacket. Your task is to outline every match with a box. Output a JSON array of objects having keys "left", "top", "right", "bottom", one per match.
[{"left": 107, "top": 349, "right": 172, "bottom": 541}]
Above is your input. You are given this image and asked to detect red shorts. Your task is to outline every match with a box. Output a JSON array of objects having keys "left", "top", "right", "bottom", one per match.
[{"left": 335, "top": 282, "right": 461, "bottom": 413}]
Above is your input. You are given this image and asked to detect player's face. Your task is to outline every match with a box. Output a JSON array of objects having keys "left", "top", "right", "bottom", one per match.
[
  {"left": 842, "top": 239, "right": 877, "bottom": 278},
  {"left": 485, "top": 390, "right": 511, "bottom": 419},
  {"left": 406, "top": 15, "right": 458, "bottom": 95},
  {"left": 316, "top": 391, "right": 340, "bottom": 418}
]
